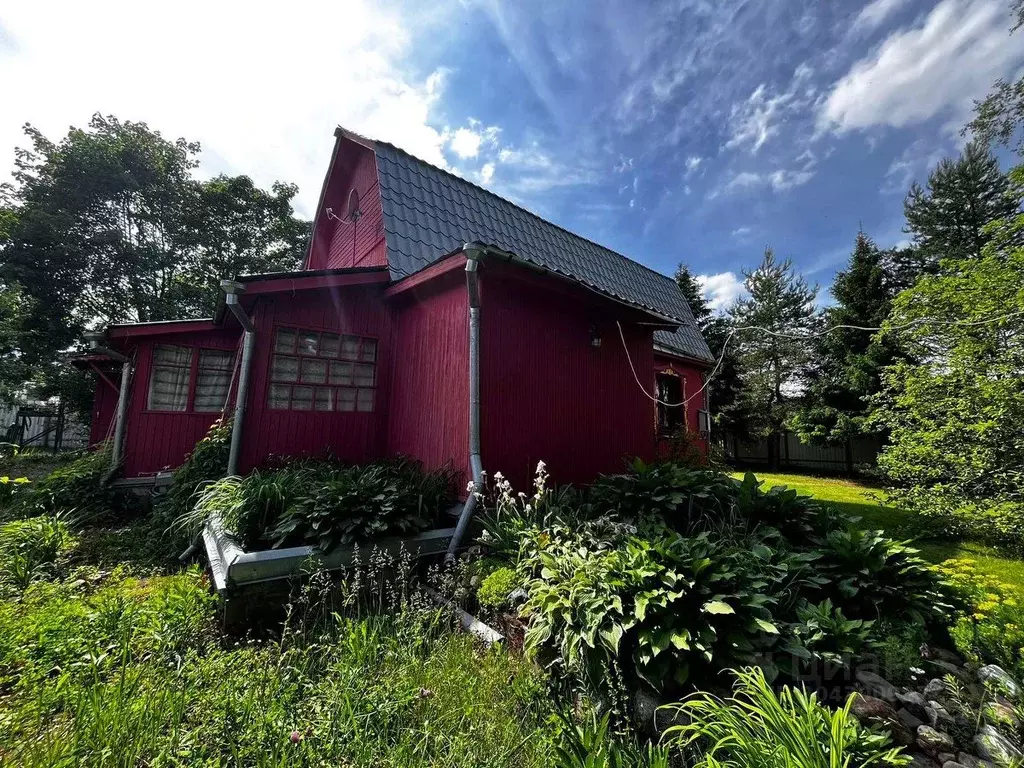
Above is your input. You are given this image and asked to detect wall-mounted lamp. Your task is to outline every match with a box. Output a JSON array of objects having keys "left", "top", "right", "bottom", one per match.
[{"left": 589, "top": 324, "right": 602, "bottom": 348}]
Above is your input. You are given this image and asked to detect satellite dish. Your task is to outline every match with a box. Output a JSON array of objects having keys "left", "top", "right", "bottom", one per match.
[{"left": 347, "top": 189, "right": 362, "bottom": 222}]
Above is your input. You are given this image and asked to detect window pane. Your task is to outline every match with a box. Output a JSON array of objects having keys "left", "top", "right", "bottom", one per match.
[
  {"left": 353, "top": 363, "right": 375, "bottom": 387},
  {"left": 274, "top": 327, "right": 296, "bottom": 353},
  {"left": 148, "top": 345, "right": 192, "bottom": 411},
  {"left": 194, "top": 349, "right": 234, "bottom": 412},
  {"left": 314, "top": 387, "right": 333, "bottom": 411},
  {"left": 268, "top": 383, "right": 291, "bottom": 409},
  {"left": 329, "top": 361, "right": 353, "bottom": 385},
  {"left": 356, "top": 388, "right": 374, "bottom": 412},
  {"left": 340, "top": 335, "right": 360, "bottom": 359},
  {"left": 337, "top": 387, "right": 357, "bottom": 412},
  {"left": 291, "top": 385, "right": 313, "bottom": 411},
  {"left": 360, "top": 339, "right": 377, "bottom": 362},
  {"left": 320, "top": 333, "right": 340, "bottom": 358},
  {"left": 298, "top": 331, "right": 319, "bottom": 357},
  {"left": 153, "top": 344, "right": 193, "bottom": 366},
  {"left": 271, "top": 355, "right": 299, "bottom": 382},
  {"left": 301, "top": 358, "right": 327, "bottom": 384}
]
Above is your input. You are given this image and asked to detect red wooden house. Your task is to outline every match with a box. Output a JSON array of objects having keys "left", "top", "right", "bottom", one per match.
[{"left": 82, "top": 127, "right": 714, "bottom": 495}]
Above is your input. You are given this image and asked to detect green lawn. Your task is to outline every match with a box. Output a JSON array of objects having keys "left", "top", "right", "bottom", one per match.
[{"left": 732, "top": 471, "right": 1024, "bottom": 590}]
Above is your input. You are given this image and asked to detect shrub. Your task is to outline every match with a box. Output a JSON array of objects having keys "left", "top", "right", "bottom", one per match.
[
  {"left": 21, "top": 443, "right": 130, "bottom": 522},
  {"left": 938, "top": 557, "right": 1024, "bottom": 681},
  {"left": 813, "top": 528, "right": 953, "bottom": 625},
  {"left": 782, "top": 599, "right": 877, "bottom": 670},
  {"left": 178, "top": 457, "right": 457, "bottom": 552},
  {"left": 662, "top": 666, "right": 911, "bottom": 768},
  {"left": 155, "top": 419, "right": 231, "bottom": 526},
  {"left": 477, "top": 567, "right": 519, "bottom": 611},
  {"left": 0, "top": 515, "right": 76, "bottom": 591}
]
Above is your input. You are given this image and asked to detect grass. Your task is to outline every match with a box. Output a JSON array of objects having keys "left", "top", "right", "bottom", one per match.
[
  {"left": 734, "top": 470, "right": 1024, "bottom": 591},
  {"left": 0, "top": 517, "right": 561, "bottom": 767}
]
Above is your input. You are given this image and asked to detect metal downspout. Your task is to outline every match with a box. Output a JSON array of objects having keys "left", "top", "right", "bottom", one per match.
[
  {"left": 221, "top": 281, "right": 256, "bottom": 477},
  {"left": 446, "top": 244, "right": 485, "bottom": 561}
]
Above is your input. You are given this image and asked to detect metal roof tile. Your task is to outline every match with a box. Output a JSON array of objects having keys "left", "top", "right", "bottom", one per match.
[{"left": 372, "top": 141, "right": 712, "bottom": 362}]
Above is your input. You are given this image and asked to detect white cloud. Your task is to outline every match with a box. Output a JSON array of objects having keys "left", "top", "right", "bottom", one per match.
[
  {"left": 686, "top": 156, "right": 702, "bottom": 172},
  {"left": 716, "top": 168, "right": 815, "bottom": 196},
  {"left": 614, "top": 155, "right": 634, "bottom": 173},
  {"left": 819, "top": 0, "right": 1024, "bottom": 134},
  {"left": 731, "top": 226, "right": 752, "bottom": 238},
  {"left": 0, "top": 0, "right": 466, "bottom": 218},
  {"left": 449, "top": 127, "right": 483, "bottom": 159},
  {"left": 479, "top": 162, "right": 495, "bottom": 183},
  {"left": 495, "top": 142, "right": 596, "bottom": 193},
  {"left": 724, "top": 65, "right": 816, "bottom": 154},
  {"left": 881, "top": 138, "right": 949, "bottom": 194},
  {"left": 697, "top": 272, "right": 747, "bottom": 312},
  {"left": 849, "top": 0, "right": 910, "bottom": 36}
]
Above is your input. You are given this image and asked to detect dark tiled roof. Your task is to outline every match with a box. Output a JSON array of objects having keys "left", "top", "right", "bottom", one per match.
[{"left": 372, "top": 141, "right": 713, "bottom": 363}]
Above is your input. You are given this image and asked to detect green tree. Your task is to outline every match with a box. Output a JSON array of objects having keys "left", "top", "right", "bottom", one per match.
[
  {"left": 966, "top": 0, "right": 1024, "bottom": 155},
  {"left": 0, "top": 114, "right": 309, "bottom": 414},
  {"left": 790, "top": 233, "right": 902, "bottom": 445},
  {"left": 674, "top": 264, "right": 745, "bottom": 435},
  {"left": 903, "top": 140, "right": 1019, "bottom": 269},
  {"left": 871, "top": 166, "right": 1024, "bottom": 550},
  {"left": 728, "top": 249, "right": 818, "bottom": 468}
]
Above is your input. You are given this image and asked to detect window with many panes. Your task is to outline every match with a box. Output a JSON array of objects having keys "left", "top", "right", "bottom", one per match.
[
  {"left": 268, "top": 326, "right": 377, "bottom": 412},
  {"left": 147, "top": 345, "right": 234, "bottom": 412}
]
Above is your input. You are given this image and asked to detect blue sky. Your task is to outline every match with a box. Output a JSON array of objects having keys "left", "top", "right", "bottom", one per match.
[{"left": 2, "top": 0, "right": 1023, "bottom": 309}]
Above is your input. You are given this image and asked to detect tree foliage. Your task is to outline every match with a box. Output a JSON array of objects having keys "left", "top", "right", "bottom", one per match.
[
  {"left": 871, "top": 166, "right": 1024, "bottom": 550},
  {"left": 0, "top": 115, "right": 308, "bottom": 362},
  {"left": 790, "top": 234, "right": 904, "bottom": 443},
  {"left": 903, "top": 140, "right": 1018, "bottom": 269},
  {"left": 674, "top": 264, "right": 744, "bottom": 433},
  {"left": 0, "top": 114, "right": 310, "bottom": 411},
  {"left": 966, "top": 0, "right": 1024, "bottom": 155},
  {"left": 727, "top": 249, "right": 817, "bottom": 456}
]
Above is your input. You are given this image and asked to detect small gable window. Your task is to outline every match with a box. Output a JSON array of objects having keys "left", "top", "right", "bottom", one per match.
[
  {"left": 656, "top": 372, "right": 684, "bottom": 434},
  {"left": 268, "top": 326, "right": 377, "bottom": 412}
]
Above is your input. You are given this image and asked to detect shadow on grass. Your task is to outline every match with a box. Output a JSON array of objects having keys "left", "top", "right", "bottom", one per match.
[{"left": 70, "top": 514, "right": 181, "bottom": 574}]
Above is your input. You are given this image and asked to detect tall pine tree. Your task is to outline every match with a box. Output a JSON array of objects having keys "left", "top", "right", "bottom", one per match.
[
  {"left": 903, "top": 140, "right": 1018, "bottom": 268},
  {"left": 791, "top": 233, "right": 902, "bottom": 444},
  {"left": 728, "top": 249, "right": 818, "bottom": 468}
]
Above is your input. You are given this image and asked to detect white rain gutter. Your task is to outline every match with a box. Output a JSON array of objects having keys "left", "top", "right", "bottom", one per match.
[
  {"left": 446, "top": 244, "right": 486, "bottom": 561},
  {"left": 203, "top": 519, "right": 456, "bottom": 591},
  {"left": 221, "top": 280, "right": 255, "bottom": 477},
  {"left": 83, "top": 330, "right": 131, "bottom": 476}
]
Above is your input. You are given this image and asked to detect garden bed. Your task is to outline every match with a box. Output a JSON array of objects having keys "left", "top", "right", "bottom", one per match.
[{"left": 202, "top": 515, "right": 456, "bottom": 591}]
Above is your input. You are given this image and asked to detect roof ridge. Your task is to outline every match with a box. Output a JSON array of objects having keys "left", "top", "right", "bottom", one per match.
[{"left": 367, "top": 135, "right": 682, "bottom": 289}]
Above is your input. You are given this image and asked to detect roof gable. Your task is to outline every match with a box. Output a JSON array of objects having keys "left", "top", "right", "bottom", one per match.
[{"left": 329, "top": 129, "right": 713, "bottom": 363}]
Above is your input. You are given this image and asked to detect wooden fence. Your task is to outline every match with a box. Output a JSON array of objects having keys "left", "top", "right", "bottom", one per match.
[{"left": 723, "top": 431, "right": 882, "bottom": 474}]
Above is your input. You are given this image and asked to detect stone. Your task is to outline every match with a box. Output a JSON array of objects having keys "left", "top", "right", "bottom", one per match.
[
  {"left": 977, "top": 666, "right": 1021, "bottom": 702},
  {"left": 899, "top": 707, "right": 926, "bottom": 731},
  {"left": 918, "top": 725, "right": 958, "bottom": 757},
  {"left": 926, "top": 659, "right": 972, "bottom": 682},
  {"left": 851, "top": 694, "right": 914, "bottom": 745},
  {"left": 938, "top": 754, "right": 956, "bottom": 765},
  {"left": 957, "top": 752, "right": 995, "bottom": 768},
  {"left": 921, "top": 645, "right": 966, "bottom": 666},
  {"left": 983, "top": 701, "right": 1020, "bottom": 730},
  {"left": 926, "top": 700, "right": 957, "bottom": 733},
  {"left": 856, "top": 669, "right": 900, "bottom": 703},
  {"left": 925, "top": 678, "right": 951, "bottom": 702},
  {"left": 900, "top": 690, "right": 930, "bottom": 719},
  {"left": 973, "top": 725, "right": 1024, "bottom": 767},
  {"left": 909, "top": 756, "right": 941, "bottom": 768},
  {"left": 942, "top": 762, "right": 968, "bottom": 768}
]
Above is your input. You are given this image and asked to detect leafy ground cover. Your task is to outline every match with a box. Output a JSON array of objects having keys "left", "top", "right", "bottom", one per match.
[{"left": 735, "top": 471, "right": 1024, "bottom": 592}]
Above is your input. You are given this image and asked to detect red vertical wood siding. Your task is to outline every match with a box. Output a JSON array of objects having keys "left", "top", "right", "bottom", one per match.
[
  {"left": 89, "top": 369, "right": 120, "bottom": 446},
  {"left": 478, "top": 265, "right": 656, "bottom": 492},
  {"left": 653, "top": 354, "right": 709, "bottom": 457},
  {"left": 238, "top": 285, "right": 392, "bottom": 472},
  {"left": 385, "top": 271, "right": 469, "bottom": 482},
  {"left": 119, "top": 328, "right": 241, "bottom": 477},
  {"left": 307, "top": 144, "right": 386, "bottom": 271}
]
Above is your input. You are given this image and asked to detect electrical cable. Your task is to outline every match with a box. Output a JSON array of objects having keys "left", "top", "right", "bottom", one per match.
[{"left": 617, "top": 308, "right": 1024, "bottom": 409}]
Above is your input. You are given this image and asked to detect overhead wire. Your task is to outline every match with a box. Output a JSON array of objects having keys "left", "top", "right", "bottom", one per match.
[{"left": 617, "top": 308, "right": 1024, "bottom": 409}]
